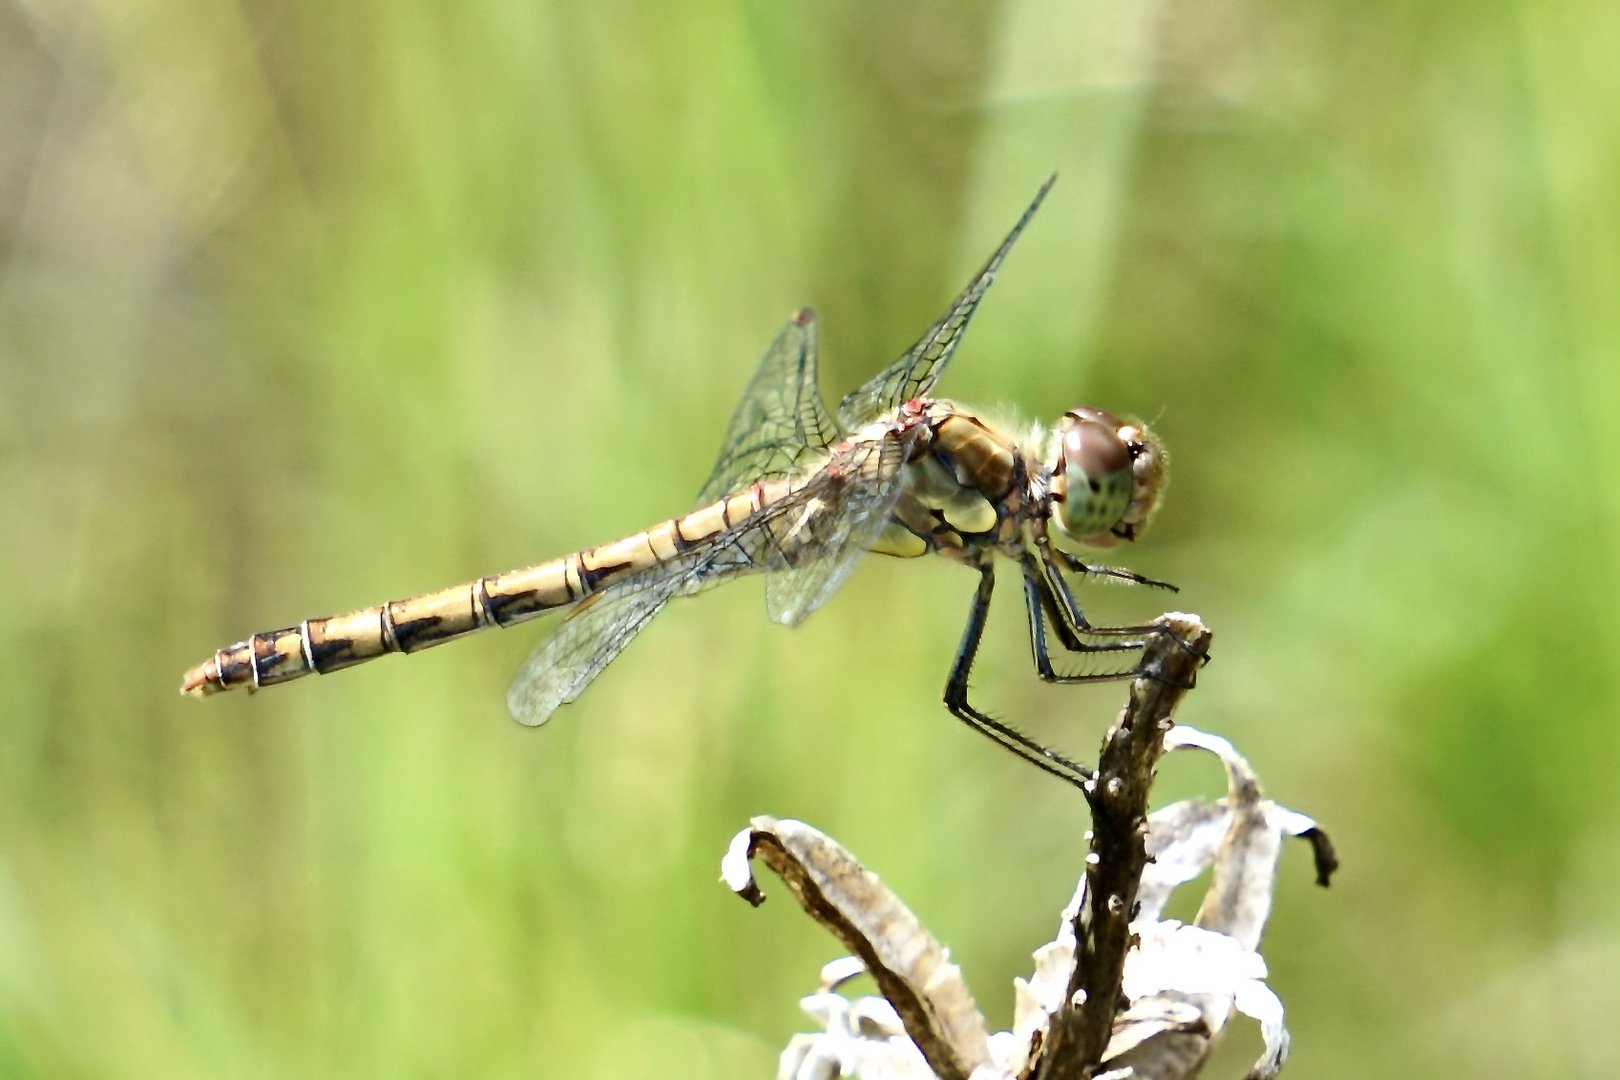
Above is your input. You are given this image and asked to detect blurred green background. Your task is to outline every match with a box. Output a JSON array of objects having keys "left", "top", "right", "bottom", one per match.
[{"left": 4, "top": 1, "right": 1618, "bottom": 1076}]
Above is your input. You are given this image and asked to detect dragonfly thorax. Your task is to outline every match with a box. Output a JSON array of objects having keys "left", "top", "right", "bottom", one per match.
[{"left": 1047, "top": 406, "right": 1166, "bottom": 549}]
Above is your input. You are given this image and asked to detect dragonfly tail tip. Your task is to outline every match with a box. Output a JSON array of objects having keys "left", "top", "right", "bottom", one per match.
[{"left": 179, "top": 660, "right": 223, "bottom": 698}]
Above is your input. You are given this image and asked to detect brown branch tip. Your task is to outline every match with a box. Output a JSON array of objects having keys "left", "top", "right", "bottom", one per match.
[{"left": 720, "top": 613, "right": 1338, "bottom": 1080}]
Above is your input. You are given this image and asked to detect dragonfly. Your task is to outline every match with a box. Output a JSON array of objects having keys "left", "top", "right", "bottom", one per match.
[{"left": 180, "top": 176, "right": 1189, "bottom": 788}]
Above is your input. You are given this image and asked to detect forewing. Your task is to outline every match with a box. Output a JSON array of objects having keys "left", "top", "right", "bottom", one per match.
[
  {"left": 699, "top": 308, "right": 841, "bottom": 504},
  {"left": 836, "top": 176, "right": 1055, "bottom": 428},
  {"left": 763, "top": 429, "right": 918, "bottom": 626}
]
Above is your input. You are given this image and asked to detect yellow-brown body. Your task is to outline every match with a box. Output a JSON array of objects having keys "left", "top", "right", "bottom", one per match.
[{"left": 178, "top": 400, "right": 1038, "bottom": 700}]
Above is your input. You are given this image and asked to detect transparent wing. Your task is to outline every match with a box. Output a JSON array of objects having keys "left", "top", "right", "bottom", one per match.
[
  {"left": 698, "top": 308, "right": 842, "bottom": 504},
  {"left": 836, "top": 175, "right": 1055, "bottom": 429},
  {"left": 509, "top": 176, "right": 1050, "bottom": 725},
  {"left": 507, "top": 587, "right": 678, "bottom": 727},
  {"left": 506, "top": 431, "right": 919, "bottom": 725},
  {"left": 506, "top": 523, "right": 764, "bottom": 727},
  {"left": 762, "top": 428, "right": 918, "bottom": 626}
]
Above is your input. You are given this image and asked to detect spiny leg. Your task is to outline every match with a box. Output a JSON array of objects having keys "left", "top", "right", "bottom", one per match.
[
  {"left": 1031, "top": 542, "right": 1209, "bottom": 682},
  {"left": 1043, "top": 538, "right": 1180, "bottom": 592},
  {"left": 943, "top": 563, "right": 1094, "bottom": 788},
  {"left": 1025, "top": 546, "right": 1101, "bottom": 655},
  {"left": 1020, "top": 560, "right": 1145, "bottom": 688}
]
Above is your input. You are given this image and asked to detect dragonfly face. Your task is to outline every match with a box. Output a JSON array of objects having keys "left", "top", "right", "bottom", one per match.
[{"left": 1047, "top": 407, "right": 1166, "bottom": 550}]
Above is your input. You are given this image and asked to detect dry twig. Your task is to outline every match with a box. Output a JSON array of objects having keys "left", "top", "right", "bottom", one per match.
[{"left": 722, "top": 613, "right": 1337, "bottom": 1080}]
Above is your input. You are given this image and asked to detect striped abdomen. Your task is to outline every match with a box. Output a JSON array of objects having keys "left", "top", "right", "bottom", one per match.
[{"left": 179, "top": 480, "right": 793, "bottom": 698}]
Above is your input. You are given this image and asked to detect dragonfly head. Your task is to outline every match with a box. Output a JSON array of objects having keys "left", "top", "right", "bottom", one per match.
[{"left": 1048, "top": 407, "right": 1166, "bottom": 549}]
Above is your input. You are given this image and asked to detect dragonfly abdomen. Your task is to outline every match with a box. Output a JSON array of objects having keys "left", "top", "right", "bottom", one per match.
[
  {"left": 178, "top": 482, "right": 790, "bottom": 699},
  {"left": 178, "top": 572, "right": 572, "bottom": 698}
]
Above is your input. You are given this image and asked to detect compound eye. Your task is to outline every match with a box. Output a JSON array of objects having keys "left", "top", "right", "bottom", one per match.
[
  {"left": 1067, "top": 405, "right": 1123, "bottom": 431},
  {"left": 1057, "top": 418, "right": 1134, "bottom": 546},
  {"left": 1063, "top": 419, "right": 1131, "bottom": 482}
]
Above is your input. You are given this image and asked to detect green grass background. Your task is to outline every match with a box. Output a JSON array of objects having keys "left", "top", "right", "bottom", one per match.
[{"left": 4, "top": 1, "right": 1618, "bottom": 1076}]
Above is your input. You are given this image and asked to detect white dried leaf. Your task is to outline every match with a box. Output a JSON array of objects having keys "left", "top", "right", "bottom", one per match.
[
  {"left": 728, "top": 817, "right": 992, "bottom": 1077},
  {"left": 747, "top": 725, "right": 1334, "bottom": 1080}
]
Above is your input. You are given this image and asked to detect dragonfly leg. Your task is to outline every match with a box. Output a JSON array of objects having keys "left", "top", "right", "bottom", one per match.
[
  {"left": 1045, "top": 540, "right": 1180, "bottom": 593},
  {"left": 943, "top": 563, "right": 1094, "bottom": 788},
  {"left": 1032, "top": 542, "right": 1210, "bottom": 681},
  {"left": 1020, "top": 560, "right": 1143, "bottom": 685}
]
